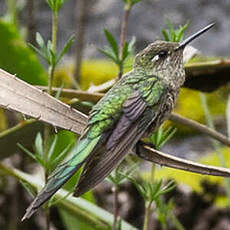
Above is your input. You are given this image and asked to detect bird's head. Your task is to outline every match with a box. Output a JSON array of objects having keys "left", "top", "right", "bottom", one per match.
[{"left": 133, "top": 23, "right": 215, "bottom": 86}]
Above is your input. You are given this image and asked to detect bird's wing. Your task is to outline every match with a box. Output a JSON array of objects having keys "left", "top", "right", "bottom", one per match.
[{"left": 74, "top": 83, "right": 165, "bottom": 196}]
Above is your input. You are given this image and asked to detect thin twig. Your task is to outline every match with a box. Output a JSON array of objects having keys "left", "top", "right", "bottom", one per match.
[
  {"left": 37, "top": 86, "right": 104, "bottom": 102},
  {"left": 138, "top": 143, "right": 230, "bottom": 177},
  {"left": 112, "top": 185, "right": 119, "bottom": 230},
  {"left": 26, "top": 0, "right": 36, "bottom": 44},
  {"left": 74, "top": 0, "right": 89, "bottom": 82},
  {"left": 200, "top": 93, "right": 230, "bottom": 204},
  {"left": 117, "top": 4, "right": 131, "bottom": 80},
  {"left": 143, "top": 201, "right": 151, "bottom": 230},
  {"left": 227, "top": 95, "right": 230, "bottom": 138},
  {"left": 170, "top": 113, "right": 230, "bottom": 147},
  {"left": 0, "top": 119, "right": 35, "bottom": 139}
]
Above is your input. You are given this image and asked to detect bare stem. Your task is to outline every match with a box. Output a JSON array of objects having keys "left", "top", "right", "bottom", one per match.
[
  {"left": 52, "top": 11, "right": 58, "bottom": 53},
  {"left": 26, "top": 0, "right": 36, "bottom": 44},
  {"left": 170, "top": 113, "right": 230, "bottom": 147},
  {"left": 7, "top": 0, "right": 18, "bottom": 26},
  {"left": 143, "top": 201, "right": 151, "bottom": 230},
  {"left": 227, "top": 95, "right": 230, "bottom": 138},
  {"left": 112, "top": 185, "right": 119, "bottom": 230},
  {"left": 0, "top": 119, "right": 35, "bottom": 139},
  {"left": 74, "top": 0, "right": 89, "bottom": 83},
  {"left": 43, "top": 7, "right": 59, "bottom": 230},
  {"left": 117, "top": 5, "right": 130, "bottom": 80}
]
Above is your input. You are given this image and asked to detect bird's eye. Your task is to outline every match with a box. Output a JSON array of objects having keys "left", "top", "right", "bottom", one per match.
[
  {"left": 151, "top": 50, "right": 168, "bottom": 62},
  {"left": 158, "top": 50, "right": 168, "bottom": 58}
]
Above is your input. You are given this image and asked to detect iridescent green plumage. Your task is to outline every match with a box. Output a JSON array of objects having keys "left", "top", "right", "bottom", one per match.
[{"left": 22, "top": 23, "right": 214, "bottom": 220}]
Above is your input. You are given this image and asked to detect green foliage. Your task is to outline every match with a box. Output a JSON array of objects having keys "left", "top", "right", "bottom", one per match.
[
  {"left": 162, "top": 19, "right": 189, "bottom": 42},
  {"left": 149, "top": 125, "right": 177, "bottom": 150},
  {"left": 18, "top": 131, "right": 76, "bottom": 173},
  {"left": 29, "top": 32, "right": 74, "bottom": 68},
  {"left": 0, "top": 20, "right": 47, "bottom": 85},
  {"left": 156, "top": 198, "right": 185, "bottom": 230},
  {"left": 130, "top": 178, "right": 175, "bottom": 203},
  {"left": 123, "top": 0, "right": 142, "bottom": 9},
  {"left": 46, "top": 0, "right": 67, "bottom": 12},
  {"left": 99, "top": 29, "right": 135, "bottom": 70},
  {"left": 107, "top": 158, "right": 138, "bottom": 186}
]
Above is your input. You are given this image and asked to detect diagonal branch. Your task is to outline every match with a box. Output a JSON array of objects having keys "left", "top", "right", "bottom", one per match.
[
  {"left": 170, "top": 113, "right": 230, "bottom": 147},
  {"left": 138, "top": 143, "right": 230, "bottom": 177},
  {"left": 0, "top": 69, "right": 87, "bottom": 134}
]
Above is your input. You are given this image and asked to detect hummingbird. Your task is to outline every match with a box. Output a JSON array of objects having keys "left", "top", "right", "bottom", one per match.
[{"left": 22, "top": 23, "right": 214, "bottom": 220}]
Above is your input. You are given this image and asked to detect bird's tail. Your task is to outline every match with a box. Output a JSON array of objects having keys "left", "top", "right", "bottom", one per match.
[{"left": 22, "top": 135, "right": 100, "bottom": 221}]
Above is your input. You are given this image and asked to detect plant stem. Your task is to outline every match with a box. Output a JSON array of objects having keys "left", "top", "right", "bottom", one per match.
[
  {"left": 26, "top": 0, "right": 36, "bottom": 44},
  {"left": 0, "top": 119, "right": 35, "bottom": 139},
  {"left": 52, "top": 11, "right": 58, "bottom": 53},
  {"left": 112, "top": 185, "right": 119, "bottom": 230},
  {"left": 117, "top": 4, "right": 130, "bottom": 79},
  {"left": 7, "top": 0, "right": 18, "bottom": 26},
  {"left": 143, "top": 201, "right": 152, "bottom": 230},
  {"left": 43, "top": 8, "right": 59, "bottom": 230},
  {"left": 200, "top": 93, "right": 230, "bottom": 204},
  {"left": 170, "top": 113, "right": 230, "bottom": 147},
  {"left": 227, "top": 95, "right": 230, "bottom": 138},
  {"left": 74, "top": 0, "right": 89, "bottom": 83}
]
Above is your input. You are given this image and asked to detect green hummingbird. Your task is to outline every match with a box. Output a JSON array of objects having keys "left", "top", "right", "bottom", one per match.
[{"left": 22, "top": 23, "right": 214, "bottom": 220}]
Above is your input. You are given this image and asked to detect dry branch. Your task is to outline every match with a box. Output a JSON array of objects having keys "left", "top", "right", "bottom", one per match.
[{"left": 0, "top": 69, "right": 87, "bottom": 134}]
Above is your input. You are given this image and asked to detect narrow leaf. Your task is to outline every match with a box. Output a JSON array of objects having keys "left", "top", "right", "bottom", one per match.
[
  {"left": 36, "top": 32, "right": 45, "bottom": 48},
  {"left": 47, "top": 135, "right": 58, "bottom": 162},
  {"left": 104, "top": 29, "right": 119, "bottom": 59},
  {"left": 56, "top": 35, "right": 75, "bottom": 64},
  {"left": 35, "top": 133, "right": 43, "bottom": 157}
]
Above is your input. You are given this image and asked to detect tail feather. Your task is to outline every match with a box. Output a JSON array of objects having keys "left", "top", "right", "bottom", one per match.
[{"left": 22, "top": 136, "right": 100, "bottom": 221}]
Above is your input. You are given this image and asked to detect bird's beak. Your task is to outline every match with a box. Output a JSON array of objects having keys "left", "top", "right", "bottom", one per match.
[{"left": 175, "top": 22, "right": 215, "bottom": 50}]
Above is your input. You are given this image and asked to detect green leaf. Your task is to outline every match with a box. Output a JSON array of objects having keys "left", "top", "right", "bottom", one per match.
[
  {"left": 17, "top": 143, "right": 36, "bottom": 161},
  {"left": 128, "top": 36, "right": 136, "bottom": 54},
  {"left": 36, "top": 32, "right": 45, "bottom": 48},
  {"left": 46, "top": 0, "right": 66, "bottom": 12},
  {"left": 104, "top": 29, "right": 119, "bottom": 59},
  {"left": 56, "top": 35, "right": 75, "bottom": 65},
  {"left": 19, "top": 180, "right": 37, "bottom": 198},
  {"left": 47, "top": 135, "right": 58, "bottom": 162},
  {"left": 28, "top": 43, "right": 48, "bottom": 62},
  {"left": 51, "top": 143, "right": 73, "bottom": 169},
  {"left": 121, "top": 41, "right": 129, "bottom": 61},
  {"left": 98, "top": 48, "right": 119, "bottom": 64},
  {"left": 35, "top": 132, "right": 43, "bottom": 157},
  {"left": 17, "top": 143, "right": 45, "bottom": 166},
  {"left": 177, "top": 22, "right": 189, "bottom": 42},
  {"left": 47, "top": 130, "right": 76, "bottom": 163},
  {"left": 55, "top": 82, "right": 64, "bottom": 99},
  {"left": 161, "top": 29, "right": 170, "bottom": 41},
  {"left": 158, "top": 127, "right": 177, "bottom": 149},
  {"left": 130, "top": 0, "right": 141, "bottom": 7}
]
